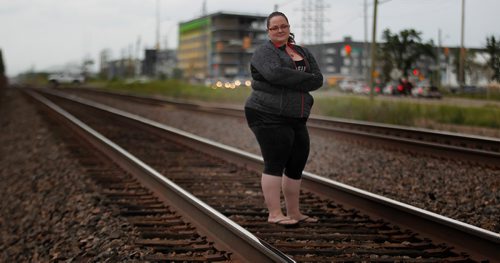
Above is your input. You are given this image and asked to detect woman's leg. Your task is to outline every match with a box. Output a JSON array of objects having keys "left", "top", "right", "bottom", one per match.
[
  {"left": 252, "top": 125, "right": 296, "bottom": 223},
  {"left": 245, "top": 108, "right": 298, "bottom": 224},
  {"left": 282, "top": 176, "right": 302, "bottom": 219},
  {"left": 261, "top": 173, "right": 295, "bottom": 223},
  {"left": 282, "top": 124, "right": 318, "bottom": 222}
]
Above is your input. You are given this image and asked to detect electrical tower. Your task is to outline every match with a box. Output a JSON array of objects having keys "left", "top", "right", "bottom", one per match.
[
  {"left": 301, "top": 0, "right": 313, "bottom": 45},
  {"left": 300, "top": 0, "right": 327, "bottom": 45},
  {"left": 202, "top": 0, "right": 207, "bottom": 16}
]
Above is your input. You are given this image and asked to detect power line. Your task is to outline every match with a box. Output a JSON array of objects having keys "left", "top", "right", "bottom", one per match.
[
  {"left": 300, "top": 0, "right": 328, "bottom": 45},
  {"left": 274, "top": 0, "right": 299, "bottom": 11}
]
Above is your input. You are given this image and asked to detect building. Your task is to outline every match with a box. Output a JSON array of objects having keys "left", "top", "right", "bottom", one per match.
[
  {"left": 436, "top": 47, "right": 490, "bottom": 87},
  {"left": 307, "top": 37, "right": 370, "bottom": 86},
  {"left": 99, "top": 48, "right": 139, "bottom": 80},
  {"left": 102, "top": 59, "right": 138, "bottom": 80},
  {"left": 178, "top": 12, "right": 267, "bottom": 82},
  {"left": 307, "top": 37, "right": 490, "bottom": 87},
  {"left": 142, "top": 49, "right": 177, "bottom": 79}
]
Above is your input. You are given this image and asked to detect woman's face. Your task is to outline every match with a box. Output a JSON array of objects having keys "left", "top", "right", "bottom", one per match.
[{"left": 267, "top": 15, "right": 290, "bottom": 46}]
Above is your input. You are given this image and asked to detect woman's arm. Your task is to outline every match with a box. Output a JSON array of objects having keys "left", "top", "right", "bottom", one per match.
[
  {"left": 251, "top": 46, "right": 313, "bottom": 85},
  {"left": 257, "top": 47, "right": 323, "bottom": 92},
  {"left": 290, "top": 49, "right": 323, "bottom": 92}
]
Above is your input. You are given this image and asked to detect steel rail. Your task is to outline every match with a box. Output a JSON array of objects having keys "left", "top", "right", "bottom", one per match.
[
  {"left": 306, "top": 121, "right": 500, "bottom": 168},
  {"left": 40, "top": 88, "right": 500, "bottom": 262},
  {"left": 64, "top": 87, "right": 500, "bottom": 168},
  {"left": 25, "top": 89, "right": 294, "bottom": 263},
  {"left": 308, "top": 115, "right": 500, "bottom": 164}
]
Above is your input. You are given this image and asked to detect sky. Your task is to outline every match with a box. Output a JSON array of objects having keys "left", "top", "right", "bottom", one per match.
[{"left": 1, "top": 0, "right": 499, "bottom": 77}]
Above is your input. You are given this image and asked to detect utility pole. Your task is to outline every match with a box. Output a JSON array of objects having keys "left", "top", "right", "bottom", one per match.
[
  {"left": 459, "top": 0, "right": 465, "bottom": 87},
  {"left": 156, "top": 0, "right": 160, "bottom": 50},
  {"left": 369, "top": 0, "right": 378, "bottom": 100},
  {"left": 437, "top": 29, "right": 442, "bottom": 88},
  {"left": 364, "top": 0, "right": 369, "bottom": 83},
  {"left": 0, "top": 49, "right": 7, "bottom": 88},
  {"left": 202, "top": 0, "right": 207, "bottom": 16},
  {"left": 135, "top": 36, "right": 141, "bottom": 77}
]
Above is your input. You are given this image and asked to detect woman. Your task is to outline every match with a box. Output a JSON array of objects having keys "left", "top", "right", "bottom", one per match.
[{"left": 245, "top": 11, "right": 323, "bottom": 225}]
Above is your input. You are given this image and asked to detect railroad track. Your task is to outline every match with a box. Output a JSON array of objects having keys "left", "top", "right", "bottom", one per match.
[
  {"left": 62, "top": 87, "right": 500, "bottom": 169},
  {"left": 27, "top": 88, "right": 499, "bottom": 262},
  {"left": 26, "top": 90, "right": 289, "bottom": 262}
]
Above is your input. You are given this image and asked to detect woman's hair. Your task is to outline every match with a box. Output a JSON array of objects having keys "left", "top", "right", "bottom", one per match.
[{"left": 266, "top": 11, "right": 295, "bottom": 44}]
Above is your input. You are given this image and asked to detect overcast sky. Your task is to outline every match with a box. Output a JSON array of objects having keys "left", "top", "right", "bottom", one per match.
[{"left": 1, "top": 0, "right": 499, "bottom": 77}]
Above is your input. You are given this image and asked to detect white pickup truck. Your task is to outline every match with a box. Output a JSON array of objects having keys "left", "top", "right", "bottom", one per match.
[{"left": 48, "top": 73, "right": 85, "bottom": 86}]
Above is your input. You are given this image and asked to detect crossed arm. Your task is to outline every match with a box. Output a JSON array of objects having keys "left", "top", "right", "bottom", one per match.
[{"left": 251, "top": 47, "right": 323, "bottom": 92}]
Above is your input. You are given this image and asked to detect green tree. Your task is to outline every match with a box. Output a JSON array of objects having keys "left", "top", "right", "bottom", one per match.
[
  {"left": 486, "top": 35, "right": 500, "bottom": 81},
  {"left": 379, "top": 45, "right": 393, "bottom": 84},
  {"left": 380, "top": 29, "right": 435, "bottom": 82}
]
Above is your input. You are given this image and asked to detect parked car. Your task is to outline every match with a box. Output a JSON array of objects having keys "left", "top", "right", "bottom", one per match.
[
  {"left": 383, "top": 80, "right": 404, "bottom": 95},
  {"left": 338, "top": 79, "right": 364, "bottom": 93},
  {"left": 48, "top": 72, "right": 85, "bottom": 86},
  {"left": 412, "top": 81, "right": 442, "bottom": 99},
  {"left": 351, "top": 82, "right": 367, "bottom": 94},
  {"left": 426, "top": 86, "right": 443, "bottom": 99},
  {"left": 355, "top": 84, "right": 381, "bottom": 95}
]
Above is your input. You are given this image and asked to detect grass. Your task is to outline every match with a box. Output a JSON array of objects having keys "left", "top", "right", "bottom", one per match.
[
  {"left": 449, "top": 92, "right": 500, "bottom": 101},
  {"left": 100, "top": 79, "right": 250, "bottom": 104},
  {"left": 441, "top": 86, "right": 500, "bottom": 101},
  {"left": 91, "top": 79, "right": 500, "bottom": 130},
  {"left": 314, "top": 95, "right": 500, "bottom": 129},
  {"left": 313, "top": 95, "right": 500, "bottom": 129},
  {"left": 313, "top": 96, "right": 415, "bottom": 126}
]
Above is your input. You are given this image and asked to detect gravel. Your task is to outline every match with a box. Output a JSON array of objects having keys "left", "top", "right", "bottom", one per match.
[
  {"left": 71, "top": 89, "right": 500, "bottom": 234},
  {"left": 0, "top": 89, "right": 152, "bottom": 262},
  {"left": 0, "top": 87, "right": 497, "bottom": 262}
]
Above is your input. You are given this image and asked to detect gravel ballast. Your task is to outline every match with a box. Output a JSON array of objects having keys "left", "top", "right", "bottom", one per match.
[
  {"left": 0, "top": 89, "right": 152, "bottom": 262},
  {"left": 0, "top": 87, "right": 498, "bottom": 262},
  {"left": 72, "top": 89, "right": 500, "bottom": 234}
]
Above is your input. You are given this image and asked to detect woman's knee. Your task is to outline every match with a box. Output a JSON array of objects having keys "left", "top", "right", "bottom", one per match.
[{"left": 284, "top": 171, "right": 302, "bottom": 180}]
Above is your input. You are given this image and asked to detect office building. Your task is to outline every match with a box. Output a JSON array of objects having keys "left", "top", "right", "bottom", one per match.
[{"left": 178, "top": 12, "right": 267, "bottom": 82}]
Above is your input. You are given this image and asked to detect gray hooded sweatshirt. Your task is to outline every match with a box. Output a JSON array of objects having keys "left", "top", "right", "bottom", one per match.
[{"left": 245, "top": 40, "right": 323, "bottom": 118}]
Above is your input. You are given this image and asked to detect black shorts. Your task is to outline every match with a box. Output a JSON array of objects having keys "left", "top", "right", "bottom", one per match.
[{"left": 245, "top": 107, "right": 309, "bottom": 179}]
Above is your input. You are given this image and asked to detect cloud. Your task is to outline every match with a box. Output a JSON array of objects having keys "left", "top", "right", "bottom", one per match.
[{"left": 1, "top": 0, "right": 499, "bottom": 76}]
